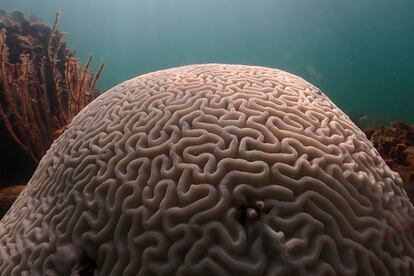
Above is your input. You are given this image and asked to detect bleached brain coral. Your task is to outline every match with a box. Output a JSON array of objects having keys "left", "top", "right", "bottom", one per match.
[{"left": 1, "top": 64, "right": 414, "bottom": 275}]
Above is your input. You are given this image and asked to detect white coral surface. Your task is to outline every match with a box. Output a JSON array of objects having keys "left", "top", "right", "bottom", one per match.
[{"left": 1, "top": 64, "right": 413, "bottom": 275}]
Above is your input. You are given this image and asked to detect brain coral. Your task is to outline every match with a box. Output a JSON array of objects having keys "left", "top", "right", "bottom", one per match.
[{"left": 1, "top": 64, "right": 414, "bottom": 275}]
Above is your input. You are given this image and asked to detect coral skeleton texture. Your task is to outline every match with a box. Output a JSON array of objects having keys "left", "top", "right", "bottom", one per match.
[{"left": 0, "top": 64, "right": 413, "bottom": 275}]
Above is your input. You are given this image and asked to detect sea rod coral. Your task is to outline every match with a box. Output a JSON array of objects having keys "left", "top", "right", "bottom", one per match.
[
  {"left": 0, "top": 64, "right": 413, "bottom": 275},
  {"left": 0, "top": 10, "right": 103, "bottom": 169}
]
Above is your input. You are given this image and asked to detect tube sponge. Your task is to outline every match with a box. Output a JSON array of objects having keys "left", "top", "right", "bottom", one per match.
[{"left": 0, "top": 64, "right": 413, "bottom": 275}]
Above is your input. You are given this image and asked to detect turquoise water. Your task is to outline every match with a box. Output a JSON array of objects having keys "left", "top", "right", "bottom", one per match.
[{"left": 1, "top": 0, "right": 413, "bottom": 123}]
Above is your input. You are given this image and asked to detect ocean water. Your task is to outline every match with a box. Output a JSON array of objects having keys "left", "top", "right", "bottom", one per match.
[{"left": 1, "top": 0, "right": 413, "bottom": 123}]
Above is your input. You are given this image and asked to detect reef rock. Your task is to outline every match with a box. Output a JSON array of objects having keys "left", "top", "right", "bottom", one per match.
[{"left": 365, "top": 120, "right": 414, "bottom": 203}]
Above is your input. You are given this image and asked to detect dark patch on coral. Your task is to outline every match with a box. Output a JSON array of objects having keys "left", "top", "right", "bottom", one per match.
[{"left": 77, "top": 252, "right": 97, "bottom": 276}]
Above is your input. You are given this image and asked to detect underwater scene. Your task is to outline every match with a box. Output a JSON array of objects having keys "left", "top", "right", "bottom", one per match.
[{"left": 0, "top": 0, "right": 413, "bottom": 275}]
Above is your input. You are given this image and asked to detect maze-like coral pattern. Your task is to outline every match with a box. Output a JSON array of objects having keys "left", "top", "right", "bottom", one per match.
[{"left": 1, "top": 64, "right": 414, "bottom": 275}]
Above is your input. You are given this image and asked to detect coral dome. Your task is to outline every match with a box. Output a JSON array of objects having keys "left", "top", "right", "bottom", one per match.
[{"left": 0, "top": 64, "right": 413, "bottom": 275}]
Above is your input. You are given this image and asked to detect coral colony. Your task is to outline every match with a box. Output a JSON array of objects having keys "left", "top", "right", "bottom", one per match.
[
  {"left": 0, "top": 11, "right": 103, "bottom": 164},
  {"left": 1, "top": 64, "right": 413, "bottom": 275}
]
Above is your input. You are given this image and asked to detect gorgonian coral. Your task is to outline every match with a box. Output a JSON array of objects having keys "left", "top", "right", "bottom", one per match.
[
  {"left": 0, "top": 64, "right": 413, "bottom": 275},
  {"left": 0, "top": 10, "right": 103, "bottom": 167}
]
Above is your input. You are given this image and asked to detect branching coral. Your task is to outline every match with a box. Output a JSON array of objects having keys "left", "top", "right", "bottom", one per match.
[
  {"left": 0, "top": 64, "right": 413, "bottom": 275},
  {"left": 0, "top": 11, "right": 103, "bottom": 165}
]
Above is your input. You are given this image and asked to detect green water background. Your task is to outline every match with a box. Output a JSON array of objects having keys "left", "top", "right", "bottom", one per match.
[{"left": 0, "top": 0, "right": 413, "bottom": 123}]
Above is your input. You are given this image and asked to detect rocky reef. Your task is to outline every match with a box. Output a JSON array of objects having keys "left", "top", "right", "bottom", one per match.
[{"left": 364, "top": 120, "right": 414, "bottom": 202}]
